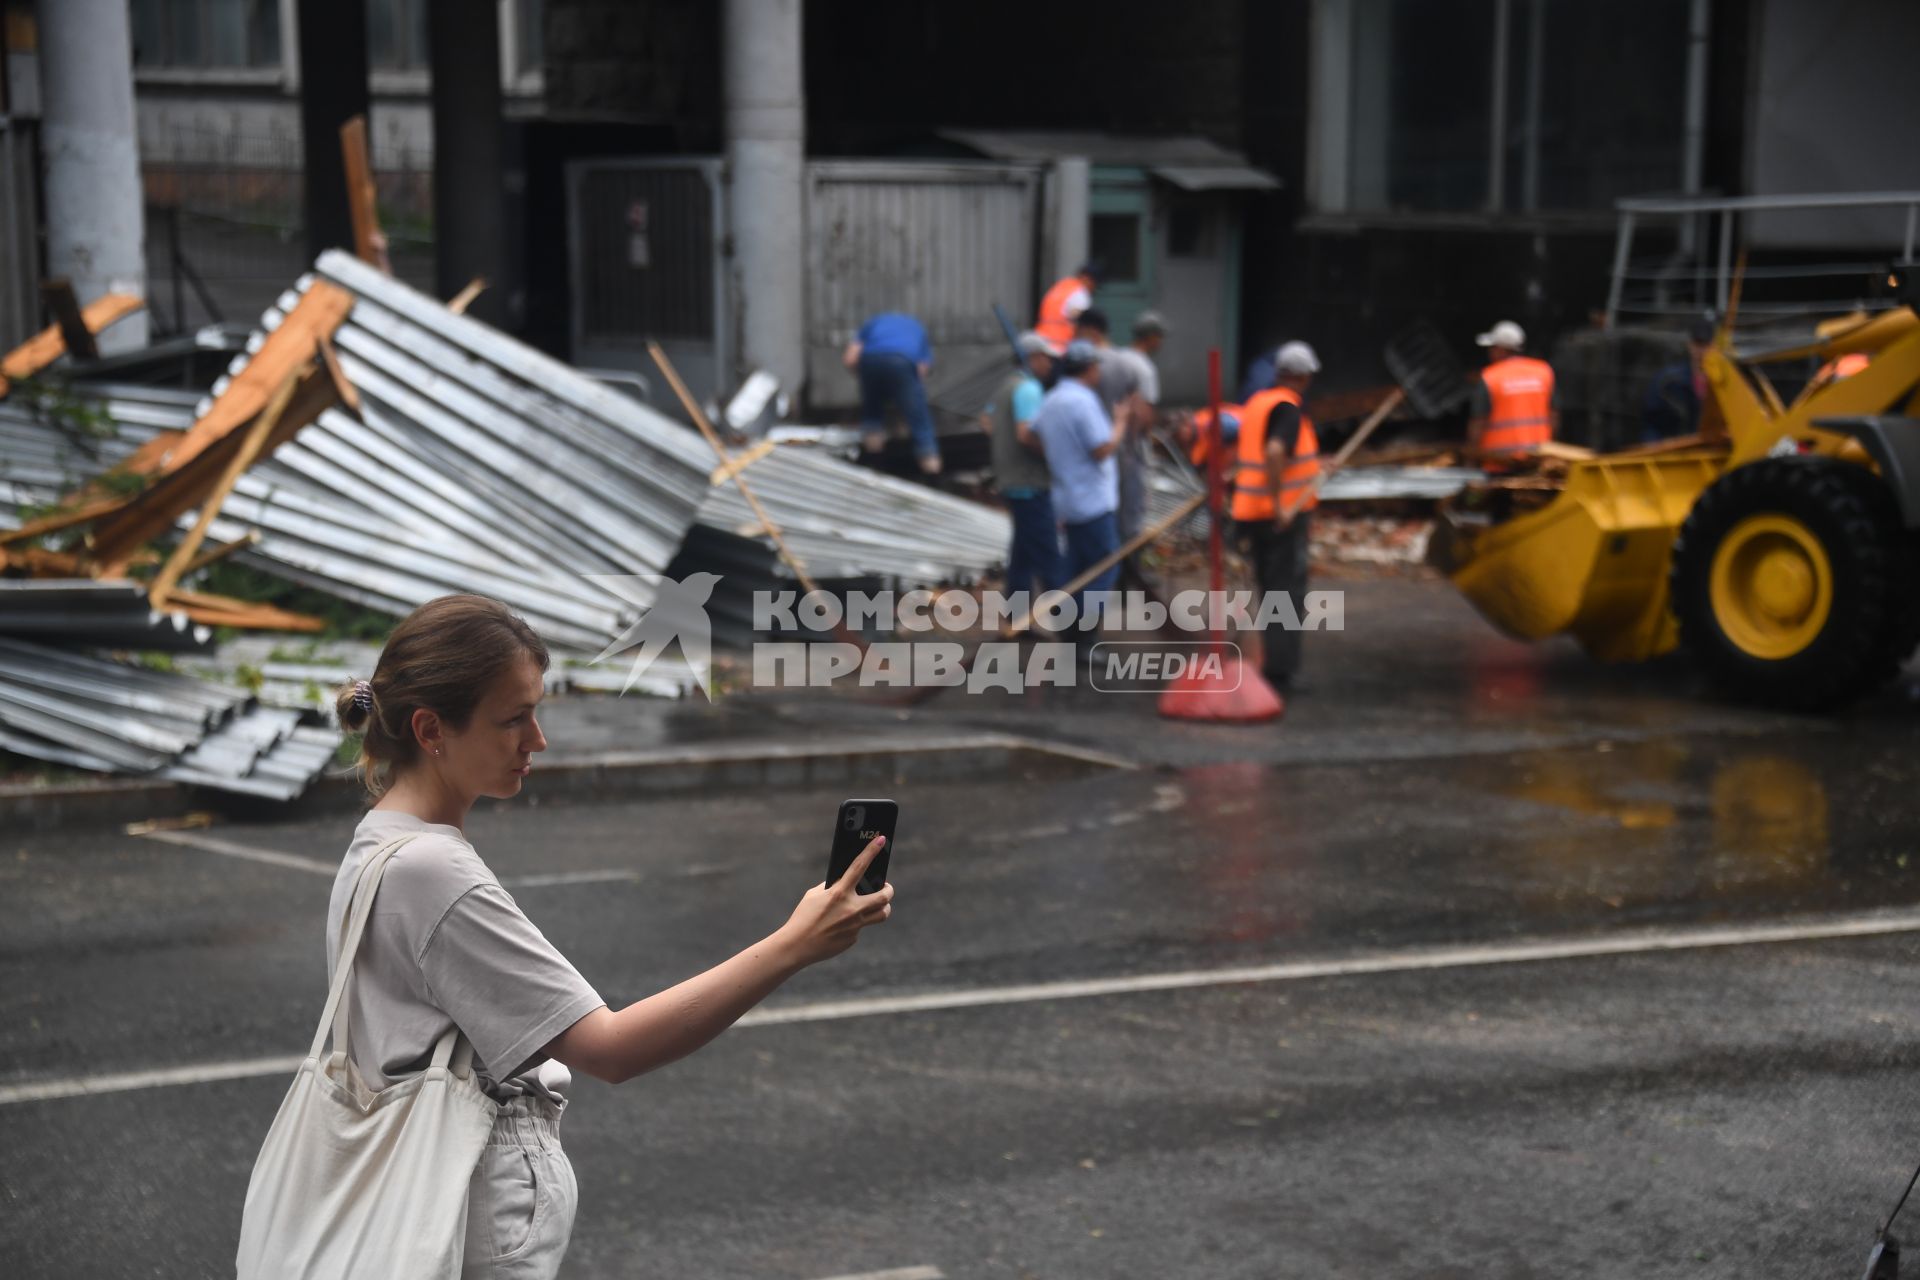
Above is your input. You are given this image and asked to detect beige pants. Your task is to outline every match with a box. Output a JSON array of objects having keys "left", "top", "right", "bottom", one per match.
[{"left": 461, "top": 1095, "right": 578, "bottom": 1279}]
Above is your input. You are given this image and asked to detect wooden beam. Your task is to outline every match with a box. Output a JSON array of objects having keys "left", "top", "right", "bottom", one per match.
[
  {"left": 0, "top": 495, "right": 134, "bottom": 547},
  {"left": 339, "top": 115, "right": 390, "bottom": 273},
  {"left": 39, "top": 280, "right": 100, "bottom": 362},
  {"left": 649, "top": 340, "right": 824, "bottom": 599},
  {"left": 318, "top": 332, "right": 360, "bottom": 415},
  {"left": 447, "top": 277, "right": 487, "bottom": 316},
  {"left": 88, "top": 363, "right": 341, "bottom": 578},
  {"left": 708, "top": 438, "right": 780, "bottom": 486},
  {"left": 164, "top": 589, "right": 327, "bottom": 632},
  {"left": 0, "top": 293, "right": 145, "bottom": 397},
  {"left": 105, "top": 281, "right": 352, "bottom": 483},
  {"left": 147, "top": 368, "right": 304, "bottom": 609},
  {"left": 179, "top": 529, "right": 262, "bottom": 576}
]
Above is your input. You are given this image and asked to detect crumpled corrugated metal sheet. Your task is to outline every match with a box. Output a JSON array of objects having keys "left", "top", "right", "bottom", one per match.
[{"left": 0, "top": 636, "right": 341, "bottom": 799}]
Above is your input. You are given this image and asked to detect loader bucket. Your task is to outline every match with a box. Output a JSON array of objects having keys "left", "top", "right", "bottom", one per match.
[{"left": 1435, "top": 451, "right": 1726, "bottom": 663}]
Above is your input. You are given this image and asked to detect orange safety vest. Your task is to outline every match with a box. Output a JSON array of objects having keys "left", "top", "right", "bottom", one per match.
[
  {"left": 1477, "top": 356, "right": 1555, "bottom": 457},
  {"left": 1230, "top": 387, "right": 1321, "bottom": 522},
  {"left": 1187, "top": 403, "right": 1244, "bottom": 468},
  {"left": 1036, "top": 274, "right": 1091, "bottom": 348}
]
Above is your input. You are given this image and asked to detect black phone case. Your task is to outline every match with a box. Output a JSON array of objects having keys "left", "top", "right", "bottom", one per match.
[{"left": 826, "top": 798, "right": 897, "bottom": 895}]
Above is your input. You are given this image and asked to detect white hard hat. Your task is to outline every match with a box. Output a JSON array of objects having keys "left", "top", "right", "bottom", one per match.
[
  {"left": 1475, "top": 320, "right": 1526, "bottom": 349},
  {"left": 1274, "top": 340, "right": 1321, "bottom": 375}
]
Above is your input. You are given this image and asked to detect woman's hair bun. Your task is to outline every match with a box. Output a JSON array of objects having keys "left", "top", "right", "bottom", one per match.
[{"left": 334, "top": 678, "right": 375, "bottom": 733}]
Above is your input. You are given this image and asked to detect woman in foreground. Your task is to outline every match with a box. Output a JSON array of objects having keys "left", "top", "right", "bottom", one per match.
[{"left": 319, "top": 594, "right": 892, "bottom": 1277}]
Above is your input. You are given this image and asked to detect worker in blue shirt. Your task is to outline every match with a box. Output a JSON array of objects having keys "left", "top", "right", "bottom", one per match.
[
  {"left": 844, "top": 312, "right": 942, "bottom": 476},
  {"left": 1033, "top": 340, "right": 1131, "bottom": 655}
]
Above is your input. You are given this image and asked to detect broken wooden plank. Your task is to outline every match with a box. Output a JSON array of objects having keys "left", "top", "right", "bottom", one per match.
[
  {"left": 318, "top": 332, "right": 360, "bottom": 415},
  {"left": 447, "top": 277, "right": 487, "bottom": 316},
  {"left": 88, "top": 363, "right": 341, "bottom": 578},
  {"left": 708, "top": 438, "right": 780, "bottom": 486},
  {"left": 148, "top": 368, "right": 305, "bottom": 609},
  {"left": 0, "top": 293, "right": 145, "bottom": 397},
  {"left": 340, "top": 116, "right": 390, "bottom": 274},
  {"left": 0, "top": 495, "right": 137, "bottom": 547},
  {"left": 164, "top": 589, "right": 326, "bottom": 632},
  {"left": 178, "top": 529, "right": 262, "bottom": 576}
]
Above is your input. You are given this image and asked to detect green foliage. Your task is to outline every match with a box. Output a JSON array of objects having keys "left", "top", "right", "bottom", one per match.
[
  {"left": 232, "top": 662, "right": 265, "bottom": 693},
  {"left": 15, "top": 376, "right": 118, "bottom": 445},
  {"left": 134, "top": 651, "right": 178, "bottom": 674},
  {"left": 195, "top": 561, "right": 399, "bottom": 641}
]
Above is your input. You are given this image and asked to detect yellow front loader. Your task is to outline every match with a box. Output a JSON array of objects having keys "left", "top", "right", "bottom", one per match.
[{"left": 1435, "top": 286, "right": 1920, "bottom": 710}]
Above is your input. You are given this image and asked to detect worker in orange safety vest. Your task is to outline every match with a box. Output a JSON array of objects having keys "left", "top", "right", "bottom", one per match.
[
  {"left": 1230, "top": 340, "right": 1322, "bottom": 690},
  {"left": 1468, "top": 319, "right": 1557, "bottom": 469},
  {"left": 1035, "top": 262, "right": 1102, "bottom": 349}
]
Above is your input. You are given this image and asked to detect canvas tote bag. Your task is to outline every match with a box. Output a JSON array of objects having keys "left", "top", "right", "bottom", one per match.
[{"left": 236, "top": 834, "right": 498, "bottom": 1279}]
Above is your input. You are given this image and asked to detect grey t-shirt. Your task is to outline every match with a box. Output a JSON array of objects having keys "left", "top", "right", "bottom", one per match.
[{"left": 325, "top": 810, "right": 606, "bottom": 1101}]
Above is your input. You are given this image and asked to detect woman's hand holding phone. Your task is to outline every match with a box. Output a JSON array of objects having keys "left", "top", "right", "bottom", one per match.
[{"left": 777, "top": 835, "right": 894, "bottom": 966}]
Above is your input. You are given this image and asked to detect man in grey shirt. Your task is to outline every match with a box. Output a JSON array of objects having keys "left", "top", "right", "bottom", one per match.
[{"left": 1107, "top": 311, "right": 1166, "bottom": 556}]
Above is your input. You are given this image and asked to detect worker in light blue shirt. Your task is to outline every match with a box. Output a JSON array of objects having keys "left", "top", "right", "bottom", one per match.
[
  {"left": 843, "top": 312, "right": 941, "bottom": 475},
  {"left": 986, "top": 331, "right": 1063, "bottom": 597},
  {"left": 1033, "top": 340, "right": 1131, "bottom": 641}
]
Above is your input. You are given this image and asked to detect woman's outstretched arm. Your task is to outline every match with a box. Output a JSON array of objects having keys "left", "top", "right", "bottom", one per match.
[{"left": 543, "top": 836, "right": 892, "bottom": 1084}]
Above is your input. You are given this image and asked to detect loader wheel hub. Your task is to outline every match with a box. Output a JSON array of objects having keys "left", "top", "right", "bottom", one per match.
[{"left": 1709, "top": 515, "right": 1833, "bottom": 660}]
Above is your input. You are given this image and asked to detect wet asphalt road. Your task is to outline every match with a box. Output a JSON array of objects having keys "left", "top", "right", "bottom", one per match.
[{"left": 5, "top": 576, "right": 1920, "bottom": 1279}]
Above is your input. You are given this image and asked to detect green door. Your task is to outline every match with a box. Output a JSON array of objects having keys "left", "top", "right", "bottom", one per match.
[{"left": 1087, "top": 168, "right": 1154, "bottom": 341}]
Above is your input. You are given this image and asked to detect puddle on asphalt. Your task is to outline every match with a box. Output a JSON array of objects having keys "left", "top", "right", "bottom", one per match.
[{"left": 1170, "top": 734, "right": 1920, "bottom": 941}]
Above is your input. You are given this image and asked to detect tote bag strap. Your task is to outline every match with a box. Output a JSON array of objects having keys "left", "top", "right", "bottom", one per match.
[{"left": 308, "top": 834, "right": 419, "bottom": 1062}]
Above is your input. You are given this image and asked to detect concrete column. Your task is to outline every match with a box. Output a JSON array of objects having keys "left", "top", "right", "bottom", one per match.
[
  {"left": 428, "top": 0, "right": 509, "bottom": 327},
  {"left": 296, "top": 0, "right": 370, "bottom": 261},
  {"left": 1050, "top": 157, "right": 1090, "bottom": 282},
  {"left": 723, "top": 0, "right": 805, "bottom": 394},
  {"left": 39, "top": 0, "right": 147, "bottom": 351}
]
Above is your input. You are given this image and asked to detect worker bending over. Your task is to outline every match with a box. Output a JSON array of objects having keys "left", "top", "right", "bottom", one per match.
[
  {"left": 1036, "top": 261, "right": 1102, "bottom": 349},
  {"left": 1467, "top": 319, "right": 1557, "bottom": 469},
  {"left": 1231, "top": 340, "right": 1322, "bottom": 691}
]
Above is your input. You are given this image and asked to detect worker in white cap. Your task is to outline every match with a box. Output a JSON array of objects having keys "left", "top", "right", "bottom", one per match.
[
  {"left": 1229, "top": 340, "right": 1323, "bottom": 690},
  {"left": 1468, "top": 320, "right": 1557, "bottom": 469}
]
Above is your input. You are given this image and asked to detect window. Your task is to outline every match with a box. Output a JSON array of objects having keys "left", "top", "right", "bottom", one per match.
[
  {"left": 130, "top": 0, "right": 281, "bottom": 69},
  {"left": 1168, "top": 205, "right": 1216, "bottom": 258},
  {"left": 369, "top": 0, "right": 429, "bottom": 72},
  {"left": 514, "top": 0, "right": 545, "bottom": 79},
  {"left": 1089, "top": 213, "right": 1143, "bottom": 283},
  {"left": 1321, "top": 0, "right": 1690, "bottom": 215}
]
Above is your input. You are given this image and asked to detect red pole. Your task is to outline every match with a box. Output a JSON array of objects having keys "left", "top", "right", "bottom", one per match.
[{"left": 1204, "top": 348, "right": 1225, "bottom": 647}]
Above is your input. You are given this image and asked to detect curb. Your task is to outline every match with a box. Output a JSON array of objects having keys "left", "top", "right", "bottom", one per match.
[{"left": 0, "top": 733, "right": 1136, "bottom": 834}]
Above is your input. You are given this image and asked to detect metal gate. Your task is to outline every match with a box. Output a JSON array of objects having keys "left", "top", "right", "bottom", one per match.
[
  {"left": 806, "top": 160, "right": 1044, "bottom": 401},
  {"left": 567, "top": 157, "right": 728, "bottom": 409}
]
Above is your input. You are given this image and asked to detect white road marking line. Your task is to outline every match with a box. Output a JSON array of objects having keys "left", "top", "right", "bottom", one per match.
[
  {"left": 137, "top": 830, "right": 637, "bottom": 889},
  {"left": 0, "top": 1055, "right": 306, "bottom": 1105},
  {"left": 503, "top": 869, "right": 642, "bottom": 888},
  {"left": 733, "top": 907, "right": 1920, "bottom": 1026},
  {"left": 10, "top": 906, "right": 1920, "bottom": 1107},
  {"left": 806, "top": 1268, "right": 945, "bottom": 1280},
  {"left": 141, "top": 829, "right": 336, "bottom": 876}
]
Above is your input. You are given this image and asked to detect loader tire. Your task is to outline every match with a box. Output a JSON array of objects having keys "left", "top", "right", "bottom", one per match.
[{"left": 1671, "top": 457, "right": 1896, "bottom": 711}]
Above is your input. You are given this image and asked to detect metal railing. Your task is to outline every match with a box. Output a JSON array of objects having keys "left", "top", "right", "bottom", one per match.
[{"left": 1604, "top": 191, "right": 1920, "bottom": 328}]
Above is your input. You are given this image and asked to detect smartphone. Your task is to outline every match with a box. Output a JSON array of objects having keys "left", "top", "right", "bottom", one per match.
[{"left": 825, "top": 798, "right": 897, "bottom": 895}]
